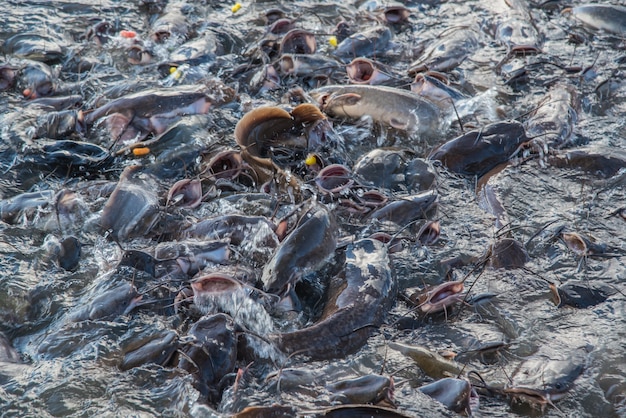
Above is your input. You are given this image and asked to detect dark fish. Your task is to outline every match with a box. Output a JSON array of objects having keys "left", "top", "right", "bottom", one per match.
[
  {"left": 262, "top": 203, "right": 337, "bottom": 295},
  {"left": 26, "top": 95, "right": 83, "bottom": 111},
  {"left": 22, "top": 140, "right": 112, "bottom": 177},
  {"left": 186, "top": 214, "right": 278, "bottom": 247},
  {"left": 0, "top": 64, "right": 18, "bottom": 91},
  {"left": 548, "top": 146, "right": 626, "bottom": 178},
  {"left": 120, "top": 330, "right": 178, "bottom": 371},
  {"left": 353, "top": 148, "right": 436, "bottom": 193},
  {"left": 550, "top": 281, "right": 616, "bottom": 308},
  {"left": 410, "top": 73, "right": 467, "bottom": 111},
  {"left": 279, "top": 29, "right": 316, "bottom": 55},
  {"left": 99, "top": 166, "right": 162, "bottom": 241},
  {"left": 428, "top": 121, "right": 529, "bottom": 178},
  {"left": 368, "top": 190, "right": 438, "bottom": 227},
  {"left": 85, "top": 84, "right": 234, "bottom": 139},
  {"left": 17, "top": 61, "right": 57, "bottom": 98},
  {"left": 177, "top": 313, "right": 238, "bottom": 403},
  {"left": 2, "top": 33, "right": 65, "bottom": 63},
  {"left": 327, "top": 374, "right": 393, "bottom": 405},
  {"left": 0, "top": 190, "right": 54, "bottom": 224},
  {"left": 272, "top": 238, "right": 395, "bottom": 360},
  {"left": 279, "top": 54, "right": 341, "bottom": 77},
  {"left": 334, "top": 26, "right": 392, "bottom": 61},
  {"left": 569, "top": 4, "right": 626, "bottom": 35},
  {"left": 487, "top": 238, "right": 529, "bottom": 269},
  {"left": 419, "top": 378, "right": 473, "bottom": 414},
  {"left": 154, "top": 240, "right": 230, "bottom": 275},
  {"left": 34, "top": 109, "right": 85, "bottom": 139},
  {"left": 69, "top": 281, "right": 141, "bottom": 322},
  {"left": 150, "top": 8, "right": 190, "bottom": 43},
  {"left": 117, "top": 250, "right": 157, "bottom": 276},
  {"left": 302, "top": 404, "right": 414, "bottom": 418},
  {"left": 57, "top": 236, "right": 81, "bottom": 271}
]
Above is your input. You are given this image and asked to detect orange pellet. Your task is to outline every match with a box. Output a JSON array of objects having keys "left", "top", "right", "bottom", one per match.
[
  {"left": 120, "top": 30, "right": 136, "bottom": 39},
  {"left": 132, "top": 147, "right": 150, "bottom": 156},
  {"left": 23, "top": 88, "right": 33, "bottom": 98}
]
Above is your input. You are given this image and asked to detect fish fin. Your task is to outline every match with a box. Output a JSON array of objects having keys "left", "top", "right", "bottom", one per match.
[
  {"left": 291, "top": 103, "right": 325, "bottom": 123},
  {"left": 389, "top": 117, "right": 410, "bottom": 130},
  {"left": 332, "top": 93, "right": 362, "bottom": 106}
]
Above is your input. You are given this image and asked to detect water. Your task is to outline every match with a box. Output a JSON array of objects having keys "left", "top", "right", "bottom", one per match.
[{"left": 1, "top": 0, "right": 625, "bottom": 417}]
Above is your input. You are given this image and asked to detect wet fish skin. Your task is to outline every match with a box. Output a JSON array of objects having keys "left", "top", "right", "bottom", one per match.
[
  {"left": 301, "top": 404, "right": 414, "bottom": 418},
  {"left": 524, "top": 83, "right": 578, "bottom": 148},
  {"left": 85, "top": 84, "right": 232, "bottom": 128},
  {"left": 570, "top": 4, "right": 626, "bottom": 36},
  {"left": 327, "top": 374, "right": 393, "bottom": 405},
  {"left": 353, "top": 149, "right": 436, "bottom": 193},
  {"left": 273, "top": 238, "right": 396, "bottom": 360},
  {"left": 428, "top": 120, "right": 529, "bottom": 178},
  {"left": 262, "top": 204, "right": 338, "bottom": 295},
  {"left": 408, "top": 27, "right": 480, "bottom": 74},
  {"left": 99, "top": 166, "right": 161, "bottom": 241},
  {"left": 186, "top": 215, "right": 278, "bottom": 246},
  {"left": 310, "top": 84, "right": 441, "bottom": 135},
  {"left": 0, "top": 190, "right": 54, "bottom": 224},
  {"left": 69, "top": 281, "right": 140, "bottom": 322},
  {"left": 333, "top": 26, "right": 392, "bottom": 61},
  {"left": 419, "top": 377, "right": 473, "bottom": 414},
  {"left": 389, "top": 342, "right": 465, "bottom": 379},
  {"left": 120, "top": 330, "right": 178, "bottom": 371},
  {"left": 368, "top": 190, "right": 438, "bottom": 227},
  {"left": 547, "top": 146, "right": 626, "bottom": 178},
  {"left": 177, "top": 313, "right": 238, "bottom": 403}
]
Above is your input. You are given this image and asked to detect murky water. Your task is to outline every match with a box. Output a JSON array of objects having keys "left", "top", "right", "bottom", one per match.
[{"left": 1, "top": 1, "right": 625, "bottom": 417}]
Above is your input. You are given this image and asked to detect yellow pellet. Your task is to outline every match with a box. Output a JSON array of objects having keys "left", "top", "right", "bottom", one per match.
[
  {"left": 305, "top": 154, "right": 318, "bottom": 166},
  {"left": 232, "top": 3, "right": 242, "bottom": 13},
  {"left": 169, "top": 66, "right": 177, "bottom": 74},
  {"left": 132, "top": 147, "right": 150, "bottom": 157},
  {"left": 328, "top": 36, "right": 338, "bottom": 48}
]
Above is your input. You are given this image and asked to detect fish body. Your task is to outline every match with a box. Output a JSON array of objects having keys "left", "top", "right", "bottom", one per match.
[
  {"left": 310, "top": 85, "right": 441, "bottom": 135},
  {"left": 262, "top": 204, "right": 337, "bottom": 295},
  {"left": 273, "top": 238, "right": 395, "bottom": 360},
  {"left": 570, "top": 5, "right": 626, "bottom": 35}
]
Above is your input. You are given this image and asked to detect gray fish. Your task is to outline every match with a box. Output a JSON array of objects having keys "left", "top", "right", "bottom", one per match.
[
  {"left": 419, "top": 378, "right": 473, "bottom": 414},
  {"left": 569, "top": 4, "right": 626, "bottom": 36},
  {"left": 120, "top": 330, "right": 178, "bottom": 371},
  {"left": 310, "top": 84, "right": 441, "bottom": 135},
  {"left": 262, "top": 203, "right": 337, "bottom": 295},
  {"left": 69, "top": 281, "right": 141, "bottom": 322},
  {"left": 272, "top": 238, "right": 396, "bottom": 360},
  {"left": 99, "top": 166, "right": 161, "bottom": 241},
  {"left": 85, "top": 84, "right": 234, "bottom": 138},
  {"left": 334, "top": 26, "right": 392, "bottom": 61},
  {"left": 525, "top": 83, "right": 578, "bottom": 148}
]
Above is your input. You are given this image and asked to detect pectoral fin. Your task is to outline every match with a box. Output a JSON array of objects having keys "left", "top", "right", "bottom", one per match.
[
  {"left": 389, "top": 117, "right": 410, "bottom": 130},
  {"left": 331, "top": 93, "right": 362, "bottom": 106}
]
